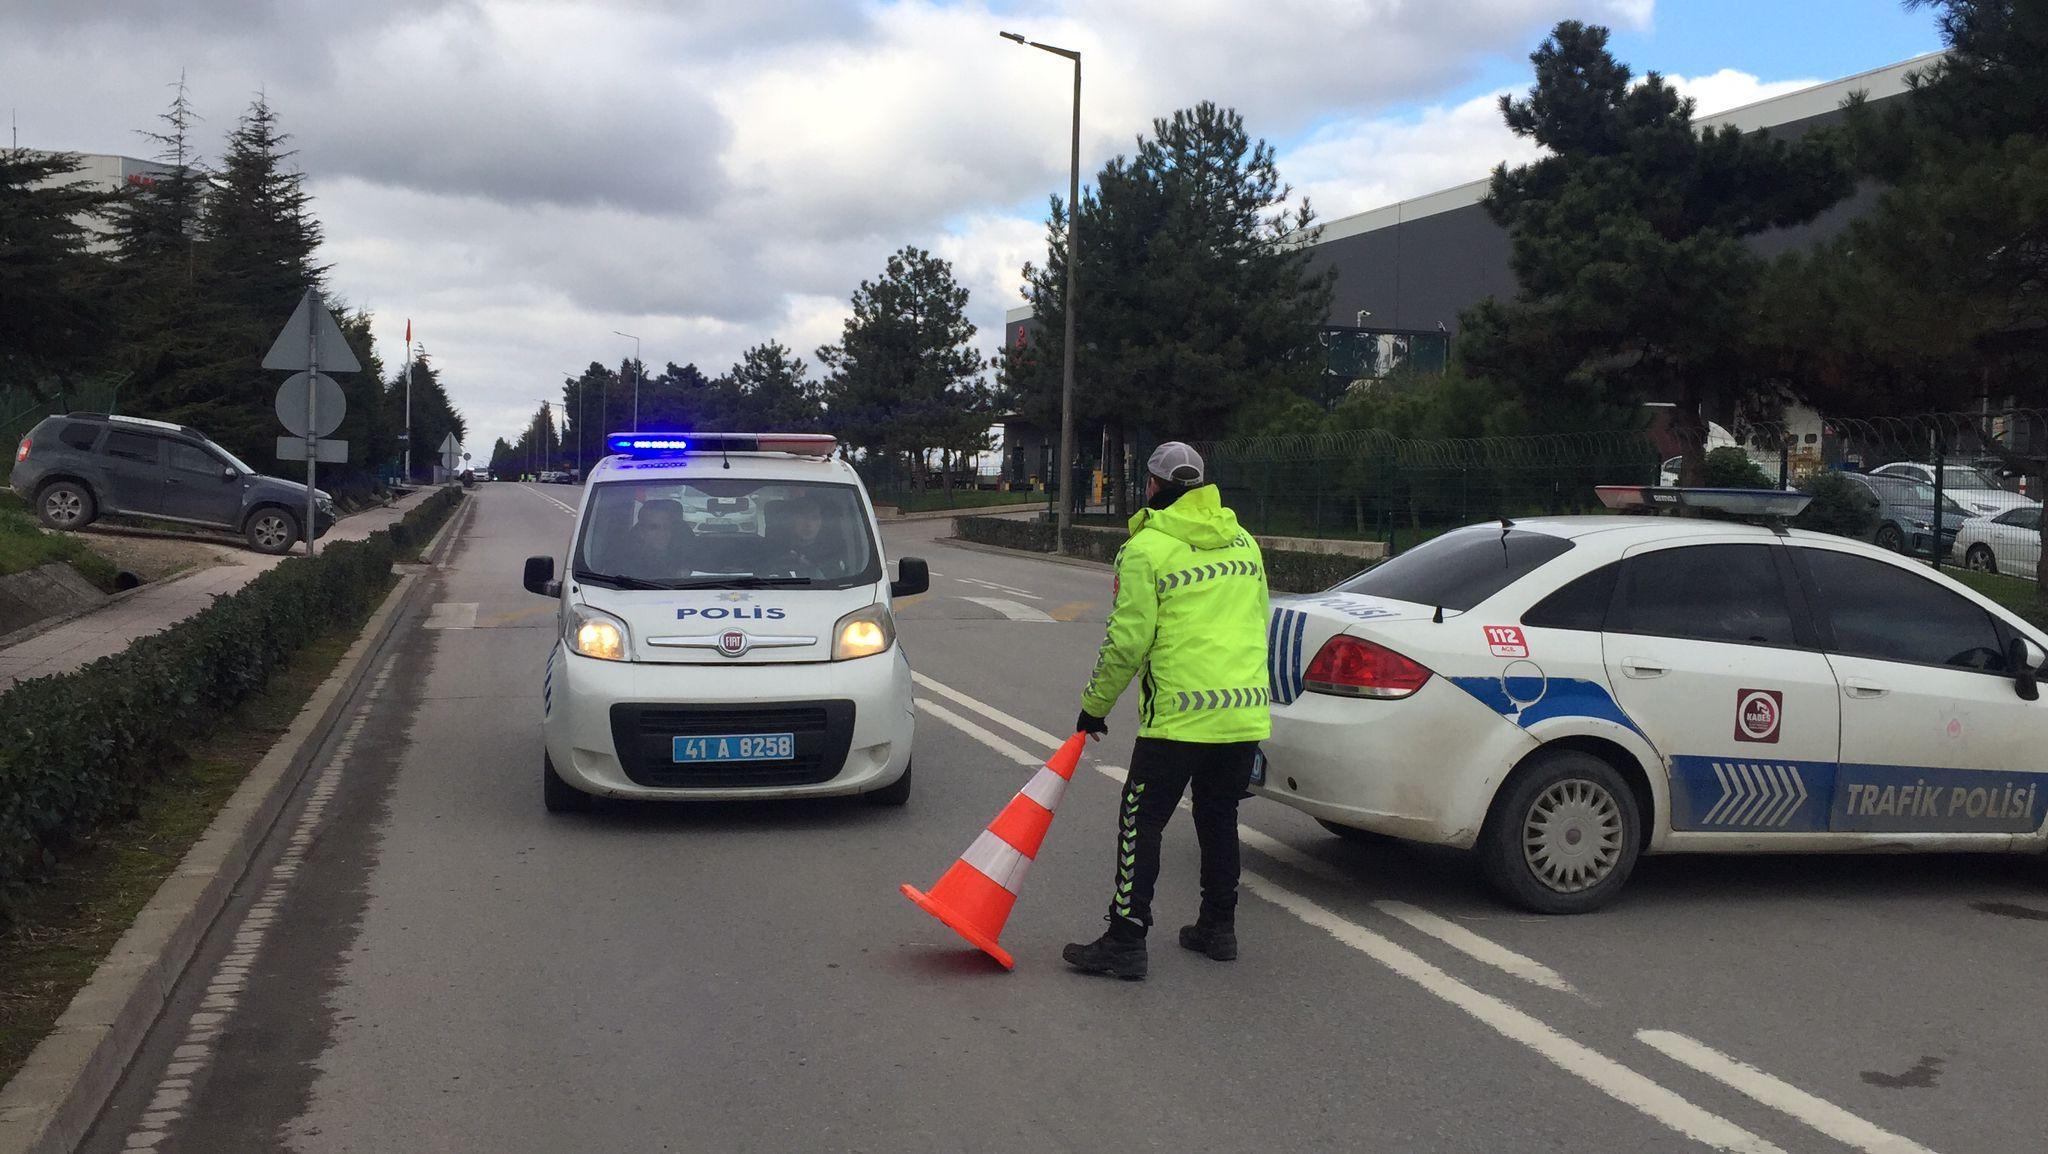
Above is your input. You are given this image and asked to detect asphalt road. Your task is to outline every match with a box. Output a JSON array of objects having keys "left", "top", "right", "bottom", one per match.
[{"left": 82, "top": 483, "right": 2048, "bottom": 1153}]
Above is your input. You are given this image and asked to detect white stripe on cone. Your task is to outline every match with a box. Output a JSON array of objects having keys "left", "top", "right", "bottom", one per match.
[
  {"left": 960, "top": 830, "right": 1032, "bottom": 892},
  {"left": 1019, "top": 766, "right": 1069, "bottom": 811}
]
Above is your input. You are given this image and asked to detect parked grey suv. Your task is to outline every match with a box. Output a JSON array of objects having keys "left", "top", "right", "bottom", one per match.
[{"left": 11, "top": 413, "right": 336, "bottom": 554}]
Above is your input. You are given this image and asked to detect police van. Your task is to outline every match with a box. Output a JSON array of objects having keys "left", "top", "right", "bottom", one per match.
[
  {"left": 1257, "top": 487, "right": 2048, "bottom": 913},
  {"left": 522, "top": 432, "right": 927, "bottom": 813}
]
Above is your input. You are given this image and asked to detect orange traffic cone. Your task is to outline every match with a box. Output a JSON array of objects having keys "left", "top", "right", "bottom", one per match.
[{"left": 901, "top": 733, "right": 1088, "bottom": 970}]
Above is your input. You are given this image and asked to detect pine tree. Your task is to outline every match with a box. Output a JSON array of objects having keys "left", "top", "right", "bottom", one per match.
[
  {"left": 111, "top": 73, "right": 204, "bottom": 282},
  {"left": 1002, "top": 101, "right": 1331, "bottom": 507},
  {"left": 818, "top": 246, "right": 990, "bottom": 483},
  {"left": 725, "top": 341, "right": 822, "bottom": 431},
  {"left": 0, "top": 149, "right": 117, "bottom": 397},
  {"left": 1460, "top": 21, "right": 1853, "bottom": 477}
]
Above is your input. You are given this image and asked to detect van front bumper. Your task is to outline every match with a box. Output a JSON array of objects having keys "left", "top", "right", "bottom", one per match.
[{"left": 541, "top": 644, "right": 914, "bottom": 801}]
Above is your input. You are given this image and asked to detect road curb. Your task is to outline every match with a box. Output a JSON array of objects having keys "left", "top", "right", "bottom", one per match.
[
  {"left": 0, "top": 569, "right": 427, "bottom": 1154},
  {"left": 941, "top": 536, "right": 1115, "bottom": 573},
  {"left": 418, "top": 489, "right": 471, "bottom": 566}
]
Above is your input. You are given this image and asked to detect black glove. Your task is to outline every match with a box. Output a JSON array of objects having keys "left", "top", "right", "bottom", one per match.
[{"left": 1076, "top": 711, "right": 1108, "bottom": 739}]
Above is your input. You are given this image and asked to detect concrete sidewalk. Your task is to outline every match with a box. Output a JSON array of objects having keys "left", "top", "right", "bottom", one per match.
[{"left": 0, "top": 488, "right": 440, "bottom": 690}]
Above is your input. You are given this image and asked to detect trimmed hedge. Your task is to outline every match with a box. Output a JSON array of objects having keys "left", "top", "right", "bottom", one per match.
[
  {"left": 0, "top": 486, "right": 465, "bottom": 914},
  {"left": 953, "top": 515, "right": 1369, "bottom": 594}
]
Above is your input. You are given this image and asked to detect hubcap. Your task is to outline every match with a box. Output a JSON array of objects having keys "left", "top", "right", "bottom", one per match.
[
  {"left": 255, "top": 515, "right": 289, "bottom": 548},
  {"left": 46, "top": 491, "right": 82, "bottom": 524},
  {"left": 1523, "top": 779, "right": 1624, "bottom": 894}
]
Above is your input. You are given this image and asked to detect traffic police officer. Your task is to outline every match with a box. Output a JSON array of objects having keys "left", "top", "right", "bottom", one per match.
[{"left": 1064, "top": 442, "right": 1271, "bottom": 980}]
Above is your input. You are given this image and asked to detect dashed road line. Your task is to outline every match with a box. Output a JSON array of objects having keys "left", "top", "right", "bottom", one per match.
[
  {"left": 1639, "top": 1031, "right": 1940, "bottom": 1154},
  {"left": 522, "top": 484, "right": 578, "bottom": 515},
  {"left": 120, "top": 655, "right": 398, "bottom": 1151},
  {"left": 1372, "top": 900, "right": 1579, "bottom": 997},
  {"left": 910, "top": 672, "right": 1063, "bottom": 748},
  {"left": 913, "top": 699, "right": 1040, "bottom": 767},
  {"left": 960, "top": 596, "right": 1056, "bottom": 623}
]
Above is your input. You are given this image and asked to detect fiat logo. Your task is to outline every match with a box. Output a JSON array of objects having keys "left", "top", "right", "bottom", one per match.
[{"left": 718, "top": 630, "right": 748, "bottom": 657}]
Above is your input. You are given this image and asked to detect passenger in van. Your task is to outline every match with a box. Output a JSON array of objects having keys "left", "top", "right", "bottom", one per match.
[
  {"left": 769, "top": 495, "right": 844, "bottom": 578},
  {"left": 618, "top": 498, "right": 690, "bottom": 576}
]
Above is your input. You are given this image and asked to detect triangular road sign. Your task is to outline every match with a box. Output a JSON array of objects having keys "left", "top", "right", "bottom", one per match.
[{"left": 262, "top": 288, "right": 362, "bottom": 374}]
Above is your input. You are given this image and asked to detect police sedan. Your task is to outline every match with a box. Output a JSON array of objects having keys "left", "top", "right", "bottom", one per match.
[{"left": 1255, "top": 487, "right": 2048, "bottom": 913}]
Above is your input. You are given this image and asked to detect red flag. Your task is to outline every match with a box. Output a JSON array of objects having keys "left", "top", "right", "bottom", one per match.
[{"left": 404, "top": 319, "right": 411, "bottom": 346}]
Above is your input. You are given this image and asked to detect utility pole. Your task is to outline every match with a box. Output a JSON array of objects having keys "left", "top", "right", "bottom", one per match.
[{"left": 1000, "top": 30, "right": 1082, "bottom": 552}]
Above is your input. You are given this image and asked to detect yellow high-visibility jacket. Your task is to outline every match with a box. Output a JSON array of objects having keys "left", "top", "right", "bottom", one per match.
[{"left": 1081, "top": 485, "right": 1272, "bottom": 743}]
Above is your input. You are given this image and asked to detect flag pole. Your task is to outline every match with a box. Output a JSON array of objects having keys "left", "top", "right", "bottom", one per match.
[{"left": 402, "top": 319, "right": 413, "bottom": 483}]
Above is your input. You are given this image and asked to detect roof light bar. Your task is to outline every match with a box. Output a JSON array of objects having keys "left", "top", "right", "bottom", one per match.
[
  {"left": 1596, "top": 485, "right": 1812, "bottom": 517},
  {"left": 602, "top": 432, "right": 838, "bottom": 458}
]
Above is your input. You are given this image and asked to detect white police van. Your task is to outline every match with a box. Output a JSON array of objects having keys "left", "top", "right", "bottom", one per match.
[
  {"left": 522, "top": 432, "right": 926, "bottom": 813},
  {"left": 1257, "top": 487, "right": 2048, "bottom": 913}
]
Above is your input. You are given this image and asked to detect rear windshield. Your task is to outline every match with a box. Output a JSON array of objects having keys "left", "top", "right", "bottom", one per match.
[
  {"left": 1330, "top": 526, "right": 1574, "bottom": 611},
  {"left": 572, "top": 478, "right": 878, "bottom": 591}
]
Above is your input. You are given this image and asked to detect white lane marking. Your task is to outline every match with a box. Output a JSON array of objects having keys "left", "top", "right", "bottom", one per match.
[
  {"left": 1252, "top": 879, "right": 1783, "bottom": 1153},
  {"left": 123, "top": 655, "right": 399, "bottom": 1149},
  {"left": 524, "top": 484, "right": 577, "bottom": 515},
  {"left": 422, "top": 602, "right": 479, "bottom": 630},
  {"left": 916, "top": 671, "right": 1778, "bottom": 1154},
  {"left": 955, "top": 576, "right": 1043, "bottom": 600},
  {"left": 1373, "top": 901, "right": 1578, "bottom": 996},
  {"left": 1638, "top": 1031, "right": 1939, "bottom": 1154},
  {"left": 959, "top": 596, "right": 1056, "bottom": 622},
  {"left": 914, "top": 698, "right": 1040, "bottom": 767},
  {"left": 1233, "top": 822, "right": 1347, "bottom": 882},
  {"left": 910, "top": 671, "right": 1065, "bottom": 749}
]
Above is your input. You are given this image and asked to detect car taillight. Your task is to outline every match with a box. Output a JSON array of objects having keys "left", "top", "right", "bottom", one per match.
[
  {"left": 14, "top": 436, "right": 28, "bottom": 464},
  {"left": 1303, "top": 635, "right": 1432, "bottom": 699}
]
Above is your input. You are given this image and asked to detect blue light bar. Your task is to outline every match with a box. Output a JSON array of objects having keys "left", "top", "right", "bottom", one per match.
[
  {"left": 607, "top": 434, "right": 690, "bottom": 454},
  {"left": 1597, "top": 485, "right": 1812, "bottom": 517}
]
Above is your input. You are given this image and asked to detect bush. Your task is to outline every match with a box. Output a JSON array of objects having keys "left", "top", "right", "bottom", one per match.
[
  {"left": 1794, "top": 471, "right": 1879, "bottom": 539},
  {"left": 388, "top": 485, "right": 464, "bottom": 559},
  {"left": 0, "top": 523, "right": 407, "bottom": 914},
  {"left": 1702, "top": 446, "right": 1774, "bottom": 489},
  {"left": 953, "top": 515, "right": 1369, "bottom": 594}
]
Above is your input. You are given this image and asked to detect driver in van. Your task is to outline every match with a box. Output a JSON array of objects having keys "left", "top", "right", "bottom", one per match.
[{"left": 618, "top": 498, "right": 688, "bottom": 576}]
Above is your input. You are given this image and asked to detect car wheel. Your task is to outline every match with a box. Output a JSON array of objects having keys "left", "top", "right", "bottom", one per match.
[
  {"left": 1480, "top": 750, "right": 1641, "bottom": 915},
  {"left": 865, "top": 759, "right": 912, "bottom": 806},
  {"left": 245, "top": 508, "right": 300, "bottom": 554},
  {"left": 543, "top": 753, "right": 593, "bottom": 813},
  {"left": 1317, "top": 818, "right": 1394, "bottom": 845},
  {"left": 1874, "top": 522, "right": 1905, "bottom": 552},
  {"left": 37, "top": 481, "right": 96, "bottom": 530},
  {"left": 1966, "top": 544, "right": 1998, "bottom": 574}
]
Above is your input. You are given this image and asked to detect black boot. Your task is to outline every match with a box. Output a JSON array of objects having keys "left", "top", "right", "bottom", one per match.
[
  {"left": 1178, "top": 916, "right": 1237, "bottom": 961},
  {"left": 1063, "top": 917, "right": 1148, "bottom": 980}
]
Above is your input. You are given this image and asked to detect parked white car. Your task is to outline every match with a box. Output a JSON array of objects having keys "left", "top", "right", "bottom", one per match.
[
  {"left": 1955, "top": 506, "right": 2042, "bottom": 582},
  {"left": 1871, "top": 462, "right": 2038, "bottom": 519}
]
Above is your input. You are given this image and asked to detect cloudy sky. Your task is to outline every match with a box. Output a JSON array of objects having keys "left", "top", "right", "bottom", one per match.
[{"left": 3, "top": 0, "right": 1942, "bottom": 451}]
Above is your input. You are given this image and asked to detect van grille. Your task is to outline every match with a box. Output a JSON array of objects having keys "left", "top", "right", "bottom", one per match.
[{"left": 607, "top": 701, "right": 855, "bottom": 787}]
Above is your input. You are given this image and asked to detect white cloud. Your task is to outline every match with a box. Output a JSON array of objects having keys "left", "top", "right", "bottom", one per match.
[{"left": 4, "top": 0, "right": 1848, "bottom": 451}]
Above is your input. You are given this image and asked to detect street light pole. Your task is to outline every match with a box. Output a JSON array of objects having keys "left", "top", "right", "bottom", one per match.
[
  {"left": 1001, "top": 30, "right": 1081, "bottom": 553},
  {"left": 613, "top": 330, "right": 642, "bottom": 431}
]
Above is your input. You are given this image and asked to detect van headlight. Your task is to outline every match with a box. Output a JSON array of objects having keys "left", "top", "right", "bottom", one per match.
[
  {"left": 568, "top": 605, "right": 629, "bottom": 661},
  {"left": 832, "top": 604, "right": 895, "bottom": 661}
]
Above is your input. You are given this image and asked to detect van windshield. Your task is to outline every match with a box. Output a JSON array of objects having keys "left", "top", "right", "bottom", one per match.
[{"left": 572, "top": 479, "right": 878, "bottom": 590}]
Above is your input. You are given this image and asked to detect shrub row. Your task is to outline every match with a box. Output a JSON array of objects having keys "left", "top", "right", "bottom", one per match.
[
  {"left": 0, "top": 486, "right": 465, "bottom": 914},
  {"left": 952, "top": 515, "right": 1369, "bottom": 595}
]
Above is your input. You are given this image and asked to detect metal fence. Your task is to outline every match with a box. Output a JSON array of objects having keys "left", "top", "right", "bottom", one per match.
[{"left": 1172, "top": 408, "right": 2046, "bottom": 590}]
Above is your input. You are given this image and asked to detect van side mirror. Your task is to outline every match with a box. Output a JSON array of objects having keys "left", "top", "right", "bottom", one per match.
[
  {"left": 2010, "top": 636, "right": 2043, "bottom": 701},
  {"left": 524, "top": 555, "right": 560, "bottom": 598},
  {"left": 891, "top": 556, "right": 929, "bottom": 599}
]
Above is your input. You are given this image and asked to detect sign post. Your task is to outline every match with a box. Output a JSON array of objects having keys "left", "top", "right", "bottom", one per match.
[{"left": 264, "top": 288, "right": 360, "bottom": 556}]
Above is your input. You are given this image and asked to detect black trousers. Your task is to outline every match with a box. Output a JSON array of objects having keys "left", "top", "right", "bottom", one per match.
[{"left": 1105, "top": 737, "right": 1260, "bottom": 934}]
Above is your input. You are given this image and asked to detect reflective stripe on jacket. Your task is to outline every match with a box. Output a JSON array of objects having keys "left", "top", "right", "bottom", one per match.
[{"left": 1081, "top": 485, "right": 1272, "bottom": 743}]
